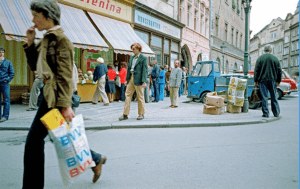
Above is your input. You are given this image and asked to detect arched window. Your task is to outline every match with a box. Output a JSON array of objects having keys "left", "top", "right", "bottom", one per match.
[
  {"left": 197, "top": 54, "right": 202, "bottom": 61},
  {"left": 225, "top": 60, "right": 229, "bottom": 73}
]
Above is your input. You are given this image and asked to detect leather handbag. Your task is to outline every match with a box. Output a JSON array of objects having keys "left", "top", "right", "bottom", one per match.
[
  {"left": 249, "top": 87, "right": 261, "bottom": 103},
  {"left": 72, "top": 93, "right": 81, "bottom": 108}
]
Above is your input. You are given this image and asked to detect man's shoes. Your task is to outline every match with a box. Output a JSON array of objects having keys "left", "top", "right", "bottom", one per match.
[
  {"left": 262, "top": 115, "right": 269, "bottom": 118},
  {"left": 169, "top": 105, "right": 174, "bottom": 108},
  {"left": 173, "top": 106, "right": 178, "bottom": 108},
  {"left": 0, "top": 118, "right": 8, "bottom": 122},
  {"left": 119, "top": 114, "right": 128, "bottom": 121},
  {"left": 137, "top": 115, "right": 144, "bottom": 120},
  {"left": 103, "top": 103, "right": 109, "bottom": 106},
  {"left": 26, "top": 108, "right": 37, "bottom": 111},
  {"left": 274, "top": 114, "right": 280, "bottom": 117},
  {"left": 92, "top": 102, "right": 97, "bottom": 105},
  {"left": 92, "top": 156, "right": 107, "bottom": 183}
]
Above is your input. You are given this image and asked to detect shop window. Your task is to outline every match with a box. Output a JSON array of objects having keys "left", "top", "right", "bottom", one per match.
[
  {"left": 135, "top": 30, "right": 149, "bottom": 44},
  {"left": 151, "top": 35, "right": 162, "bottom": 48},
  {"left": 171, "top": 53, "right": 178, "bottom": 68},
  {"left": 151, "top": 48, "right": 162, "bottom": 65},
  {"left": 164, "top": 39, "right": 170, "bottom": 54},
  {"left": 82, "top": 49, "right": 113, "bottom": 74},
  {"left": 171, "top": 41, "right": 179, "bottom": 52}
]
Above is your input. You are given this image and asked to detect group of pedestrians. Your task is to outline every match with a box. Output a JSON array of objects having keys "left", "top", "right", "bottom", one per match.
[
  {"left": 0, "top": 1, "right": 282, "bottom": 188},
  {"left": 92, "top": 58, "right": 128, "bottom": 106}
]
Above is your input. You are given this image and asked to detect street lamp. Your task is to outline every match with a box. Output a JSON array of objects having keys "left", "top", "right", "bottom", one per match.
[
  {"left": 242, "top": 0, "right": 252, "bottom": 113},
  {"left": 220, "top": 42, "right": 227, "bottom": 74}
]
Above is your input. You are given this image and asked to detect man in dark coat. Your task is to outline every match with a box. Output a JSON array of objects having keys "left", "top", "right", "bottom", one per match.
[
  {"left": 151, "top": 60, "right": 160, "bottom": 102},
  {"left": 254, "top": 44, "right": 282, "bottom": 118},
  {"left": 119, "top": 43, "right": 147, "bottom": 120}
]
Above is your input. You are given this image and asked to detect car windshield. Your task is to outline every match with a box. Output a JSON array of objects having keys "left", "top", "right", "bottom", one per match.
[{"left": 192, "top": 63, "right": 212, "bottom": 76}]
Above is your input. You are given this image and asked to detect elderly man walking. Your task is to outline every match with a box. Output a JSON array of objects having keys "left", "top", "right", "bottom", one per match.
[
  {"left": 169, "top": 60, "right": 182, "bottom": 108},
  {"left": 92, "top": 57, "right": 109, "bottom": 106},
  {"left": 151, "top": 60, "right": 160, "bottom": 102},
  {"left": 254, "top": 44, "right": 282, "bottom": 118}
]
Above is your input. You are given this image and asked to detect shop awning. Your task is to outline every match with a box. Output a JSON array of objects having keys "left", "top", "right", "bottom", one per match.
[
  {"left": 0, "top": 0, "right": 109, "bottom": 51},
  {"left": 87, "top": 12, "right": 155, "bottom": 57}
]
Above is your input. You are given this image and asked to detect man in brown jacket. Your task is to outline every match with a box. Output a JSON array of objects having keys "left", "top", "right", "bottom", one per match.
[{"left": 22, "top": 1, "right": 105, "bottom": 188}]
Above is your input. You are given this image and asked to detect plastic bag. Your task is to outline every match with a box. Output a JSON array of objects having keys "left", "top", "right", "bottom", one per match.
[
  {"left": 40, "top": 109, "right": 95, "bottom": 185},
  {"left": 115, "top": 76, "right": 121, "bottom": 87}
]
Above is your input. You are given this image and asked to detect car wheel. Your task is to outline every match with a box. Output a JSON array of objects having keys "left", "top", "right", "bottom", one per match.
[
  {"left": 249, "top": 102, "right": 260, "bottom": 109},
  {"left": 276, "top": 89, "right": 283, "bottom": 100},
  {"left": 192, "top": 98, "right": 201, "bottom": 102},
  {"left": 200, "top": 92, "right": 209, "bottom": 103}
]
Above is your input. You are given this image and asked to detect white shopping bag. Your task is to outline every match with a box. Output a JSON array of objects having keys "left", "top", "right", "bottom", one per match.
[{"left": 40, "top": 109, "right": 95, "bottom": 185}]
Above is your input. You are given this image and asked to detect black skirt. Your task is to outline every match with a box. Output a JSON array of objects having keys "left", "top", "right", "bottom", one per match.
[{"left": 106, "top": 80, "right": 116, "bottom": 93}]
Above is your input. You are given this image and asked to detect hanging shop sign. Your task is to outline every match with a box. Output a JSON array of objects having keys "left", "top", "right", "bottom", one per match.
[
  {"left": 134, "top": 10, "right": 181, "bottom": 40},
  {"left": 57, "top": 0, "right": 133, "bottom": 22}
]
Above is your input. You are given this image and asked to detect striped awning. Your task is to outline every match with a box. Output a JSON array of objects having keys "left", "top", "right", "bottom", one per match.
[
  {"left": 0, "top": 0, "right": 109, "bottom": 51},
  {"left": 87, "top": 12, "right": 155, "bottom": 57}
]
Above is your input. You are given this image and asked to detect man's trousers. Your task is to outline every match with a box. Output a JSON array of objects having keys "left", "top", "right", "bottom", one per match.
[{"left": 123, "top": 76, "right": 145, "bottom": 116}]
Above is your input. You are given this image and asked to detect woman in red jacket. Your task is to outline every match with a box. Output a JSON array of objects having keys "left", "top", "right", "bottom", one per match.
[
  {"left": 118, "top": 62, "right": 127, "bottom": 101},
  {"left": 106, "top": 64, "right": 117, "bottom": 102}
]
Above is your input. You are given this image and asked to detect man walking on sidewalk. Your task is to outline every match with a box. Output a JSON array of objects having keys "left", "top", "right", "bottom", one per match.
[
  {"left": 254, "top": 44, "right": 282, "bottom": 118},
  {"left": 0, "top": 47, "right": 15, "bottom": 122},
  {"left": 22, "top": 1, "right": 106, "bottom": 188},
  {"left": 169, "top": 60, "right": 182, "bottom": 108},
  {"left": 92, "top": 57, "right": 109, "bottom": 106},
  {"left": 119, "top": 43, "right": 147, "bottom": 120}
]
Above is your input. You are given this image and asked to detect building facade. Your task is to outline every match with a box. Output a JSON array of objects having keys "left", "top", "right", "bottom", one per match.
[
  {"left": 250, "top": 2, "right": 299, "bottom": 78},
  {"left": 249, "top": 18, "right": 285, "bottom": 71},
  {"left": 211, "top": 0, "right": 246, "bottom": 74},
  {"left": 283, "top": 3, "right": 299, "bottom": 77},
  {"left": 133, "top": 1, "right": 184, "bottom": 68},
  {"left": 179, "top": 0, "right": 210, "bottom": 71}
]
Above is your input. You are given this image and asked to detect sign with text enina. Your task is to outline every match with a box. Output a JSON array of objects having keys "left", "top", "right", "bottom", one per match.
[
  {"left": 58, "top": 0, "right": 132, "bottom": 22},
  {"left": 135, "top": 10, "right": 181, "bottom": 39}
]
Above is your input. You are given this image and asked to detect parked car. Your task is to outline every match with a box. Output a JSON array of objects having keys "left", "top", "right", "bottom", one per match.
[{"left": 281, "top": 70, "right": 298, "bottom": 92}]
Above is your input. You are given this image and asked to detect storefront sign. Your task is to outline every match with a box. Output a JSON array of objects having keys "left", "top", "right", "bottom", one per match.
[
  {"left": 135, "top": 10, "right": 180, "bottom": 39},
  {"left": 58, "top": 0, "right": 132, "bottom": 22}
]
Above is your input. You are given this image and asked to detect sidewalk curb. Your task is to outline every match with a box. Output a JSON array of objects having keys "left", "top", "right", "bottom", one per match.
[{"left": 0, "top": 117, "right": 280, "bottom": 131}]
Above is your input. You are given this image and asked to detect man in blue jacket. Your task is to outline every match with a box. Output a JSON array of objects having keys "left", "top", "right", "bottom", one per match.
[
  {"left": 151, "top": 60, "right": 160, "bottom": 102},
  {"left": 0, "top": 47, "right": 15, "bottom": 122}
]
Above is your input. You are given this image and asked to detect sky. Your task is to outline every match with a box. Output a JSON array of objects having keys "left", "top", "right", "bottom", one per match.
[{"left": 250, "top": 0, "right": 299, "bottom": 37}]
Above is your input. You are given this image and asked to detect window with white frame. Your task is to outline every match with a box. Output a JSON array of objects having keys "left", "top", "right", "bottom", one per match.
[
  {"left": 284, "top": 47, "right": 289, "bottom": 55},
  {"left": 179, "top": 0, "right": 185, "bottom": 23},
  {"left": 240, "top": 34, "right": 243, "bottom": 49},
  {"left": 296, "top": 41, "right": 299, "bottom": 50},
  {"left": 200, "top": 2, "right": 204, "bottom": 12},
  {"left": 205, "top": 18, "right": 209, "bottom": 37},
  {"left": 225, "top": 23, "right": 228, "bottom": 41},
  {"left": 194, "top": 9, "right": 199, "bottom": 32},
  {"left": 187, "top": 4, "right": 192, "bottom": 28},
  {"left": 295, "top": 56, "right": 299, "bottom": 66},
  {"left": 215, "top": 16, "right": 219, "bottom": 36},
  {"left": 284, "top": 36, "right": 290, "bottom": 43},
  {"left": 292, "top": 42, "right": 295, "bottom": 51},
  {"left": 278, "top": 44, "right": 282, "bottom": 52},
  {"left": 200, "top": 14, "right": 204, "bottom": 34},
  {"left": 272, "top": 47, "right": 275, "bottom": 54},
  {"left": 283, "top": 59, "right": 288, "bottom": 68},
  {"left": 194, "top": 0, "right": 199, "bottom": 8},
  {"left": 231, "top": 28, "right": 234, "bottom": 44},
  {"left": 236, "top": 31, "right": 238, "bottom": 46},
  {"left": 271, "top": 32, "right": 277, "bottom": 39}
]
